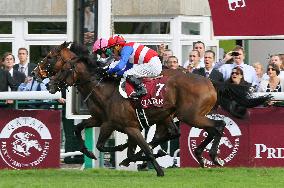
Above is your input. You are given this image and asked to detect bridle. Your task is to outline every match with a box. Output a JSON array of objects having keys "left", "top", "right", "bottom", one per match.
[
  {"left": 50, "top": 56, "right": 104, "bottom": 96},
  {"left": 39, "top": 44, "right": 106, "bottom": 100},
  {"left": 37, "top": 46, "right": 78, "bottom": 79},
  {"left": 50, "top": 57, "right": 80, "bottom": 91}
]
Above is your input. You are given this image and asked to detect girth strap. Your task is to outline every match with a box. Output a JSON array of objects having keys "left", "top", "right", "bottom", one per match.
[
  {"left": 131, "top": 99, "right": 150, "bottom": 129},
  {"left": 135, "top": 108, "right": 150, "bottom": 129}
]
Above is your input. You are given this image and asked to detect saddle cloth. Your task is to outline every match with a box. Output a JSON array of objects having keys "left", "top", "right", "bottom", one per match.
[{"left": 125, "top": 76, "right": 168, "bottom": 109}]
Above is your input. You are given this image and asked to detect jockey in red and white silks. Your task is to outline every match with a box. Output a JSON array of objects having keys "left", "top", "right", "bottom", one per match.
[
  {"left": 107, "top": 42, "right": 162, "bottom": 78},
  {"left": 107, "top": 35, "right": 162, "bottom": 98}
]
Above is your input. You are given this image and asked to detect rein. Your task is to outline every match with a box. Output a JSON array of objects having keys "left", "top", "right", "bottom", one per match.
[
  {"left": 53, "top": 57, "right": 105, "bottom": 102},
  {"left": 83, "top": 77, "right": 104, "bottom": 102}
]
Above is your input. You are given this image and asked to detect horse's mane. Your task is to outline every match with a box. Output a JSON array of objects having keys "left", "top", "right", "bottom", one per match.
[
  {"left": 69, "top": 42, "right": 120, "bottom": 83},
  {"left": 69, "top": 42, "right": 102, "bottom": 74},
  {"left": 69, "top": 43, "right": 95, "bottom": 65}
]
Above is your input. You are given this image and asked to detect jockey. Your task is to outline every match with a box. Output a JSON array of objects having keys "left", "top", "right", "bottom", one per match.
[
  {"left": 92, "top": 38, "right": 113, "bottom": 63},
  {"left": 107, "top": 35, "right": 163, "bottom": 98}
]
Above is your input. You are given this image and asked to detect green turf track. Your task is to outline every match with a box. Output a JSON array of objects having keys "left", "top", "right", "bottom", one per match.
[{"left": 1, "top": 167, "right": 284, "bottom": 188}]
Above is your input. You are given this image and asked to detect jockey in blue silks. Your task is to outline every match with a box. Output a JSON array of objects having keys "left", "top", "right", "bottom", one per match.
[{"left": 106, "top": 35, "right": 162, "bottom": 98}]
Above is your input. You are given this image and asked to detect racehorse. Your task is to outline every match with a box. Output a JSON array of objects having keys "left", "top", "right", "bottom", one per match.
[{"left": 32, "top": 42, "right": 270, "bottom": 176}]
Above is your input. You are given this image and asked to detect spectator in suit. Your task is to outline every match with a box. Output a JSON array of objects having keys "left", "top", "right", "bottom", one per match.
[
  {"left": 13, "top": 48, "right": 37, "bottom": 77},
  {"left": 0, "top": 69, "right": 17, "bottom": 91},
  {"left": 0, "top": 68, "right": 17, "bottom": 106},
  {"left": 218, "top": 45, "right": 258, "bottom": 88},
  {"left": 3, "top": 52, "right": 26, "bottom": 89},
  {"left": 183, "top": 50, "right": 201, "bottom": 73},
  {"left": 192, "top": 50, "right": 224, "bottom": 82},
  {"left": 193, "top": 41, "right": 206, "bottom": 68},
  {"left": 165, "top": 56, "right": 183, "bottom": 70}
]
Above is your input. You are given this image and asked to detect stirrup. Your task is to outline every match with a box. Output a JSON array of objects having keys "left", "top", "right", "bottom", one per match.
[{"left": 129, "top": 88, "right": 147, "bottom": 99}]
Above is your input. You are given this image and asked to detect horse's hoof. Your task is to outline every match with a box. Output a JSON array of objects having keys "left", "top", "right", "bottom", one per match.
[
  {"left": 119, "top": 159, "right": 130, "bottom": 167},
  {"left": 157, "top": 149, "right": 168, "bottom": 157},
  {"left": 196, "top": 157, "right": 206, "bottom": 168},
  {"left": 194, "top": 149, "right": 206, "bottom": 168},
  {"left": 199, "top": 158, "right": 207, "bottom": 168},
  {"left": 117, "top": 144, "right": 128, "bottom": 151},
  {"left": 85, "top": 152, "right": 97, "bottom": 160},
  {"left": 157, "top": 170, "right": 165, "bottom": 177},
  {"left": 137, "top": 163, "right": 148, "bottom": 171},
  {"left": 213, "top": 157, "right": 224, "bottom": 167},
  {"left": 81, "top": 148, "right": 97, "bottom": 160}
]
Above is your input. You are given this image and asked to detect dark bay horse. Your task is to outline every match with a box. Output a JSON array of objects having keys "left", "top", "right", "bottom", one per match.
[{"left": 32, "top": 42, "right": 270, "bottom": 176}]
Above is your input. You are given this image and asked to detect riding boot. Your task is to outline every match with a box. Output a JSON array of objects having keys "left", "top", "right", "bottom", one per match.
[{"left": 126, "top": 75, "right": 147, "bottom": 98}]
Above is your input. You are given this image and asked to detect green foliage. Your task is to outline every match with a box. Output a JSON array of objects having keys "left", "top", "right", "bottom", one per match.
[
  {"left": 219, "top": 40, "right": 237, "bottom": 53},
  {"left": 0, "top": 168, "right": 284, "bottom": 188}
]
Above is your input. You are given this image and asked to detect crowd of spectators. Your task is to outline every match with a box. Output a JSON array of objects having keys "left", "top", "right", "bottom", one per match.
[
  {"left": 157, "top": 41, "right": 284, "bottom": 95},
  {"left": 0, "top": 47, "right": 65, "bottom": 109},
  {"left": 2, "top": 42, "right": 284, "bottom": 110}
]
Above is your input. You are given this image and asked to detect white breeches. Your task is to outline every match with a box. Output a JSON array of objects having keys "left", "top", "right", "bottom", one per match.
[{"left": 123, "top": 56, "right": 162, "bottom": 78}]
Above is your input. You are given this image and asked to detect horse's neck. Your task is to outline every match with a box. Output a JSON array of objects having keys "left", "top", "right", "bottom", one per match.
[
  {"left": 76, "top": 76, "right": 113, "bottom": 105},
  {"left": 62, "top": 49, "right": 77, "bottom": 61},
  {"left": 76, "top": 77, "right": 96, "bottom": 98}
]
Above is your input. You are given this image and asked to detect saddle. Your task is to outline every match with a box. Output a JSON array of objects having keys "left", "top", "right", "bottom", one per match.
[
  {"left": 119, "top": 76, "right": 167, "bottom": 108},
  {"left": 119, "top": 76, "right": 168, "bottom": 129}
]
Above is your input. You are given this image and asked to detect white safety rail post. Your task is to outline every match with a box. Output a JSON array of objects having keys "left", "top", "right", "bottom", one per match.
[{"left": 0, "top": 91, "right": 61, "bottom": 100}]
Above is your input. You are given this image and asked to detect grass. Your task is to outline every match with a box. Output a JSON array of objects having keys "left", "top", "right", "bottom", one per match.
[{"left": 1, "top": 167, "right": 284, "bottom": 188}]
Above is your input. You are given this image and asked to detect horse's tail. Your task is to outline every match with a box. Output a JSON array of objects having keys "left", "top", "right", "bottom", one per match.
[{"left": 211, "top": 80, "right": 272, "bottom": 118}]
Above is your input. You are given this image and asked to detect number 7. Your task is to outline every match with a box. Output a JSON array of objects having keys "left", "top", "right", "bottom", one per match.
[{"left": 156, "top": 83, "right": 165, "bottom": 96}]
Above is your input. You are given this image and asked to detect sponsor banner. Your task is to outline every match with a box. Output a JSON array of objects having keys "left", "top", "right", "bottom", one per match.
[
  {"left": 208, "top": 0, "right": 284, "bottom": 36},
  {"left": 0, "top": 109, "right": 61, "bottom": 169},
  {"left": 180, "top": 107, "right": 284, "bottom": 167},
  {"left": 249, "top": 107, "right": 284, "bottom": 166},
  {"left": 180, "top": 113, "right": 249, "bottom": 167}
]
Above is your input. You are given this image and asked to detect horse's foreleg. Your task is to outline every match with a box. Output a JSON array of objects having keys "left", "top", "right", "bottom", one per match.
[
  {"left": 180, "top": 109, "right": 226, "bottom": 167},
  {"left": 125, "top": 127, "right": 164, "bottom": 177},
  {"left": 98, "top": 141, "right": 128, "bottom": 152},
  {"left": 119, "top": 137, "right": 137, "bottom": 167},
  {"left": 119, "top": 148, "right": 167, "bottom": 167},
  {"left": 74, "top": 117, "right": 100, "bottom": 159},
  {"left": 96, "top": 122, "right": 127, "bottom": 153},
  {"left": 120, "top": 118, "right": 180, "bottom": 167},
  {"left": 194, "top": 128, "right": 214, "bottom": 168},
  {"left": 209, "top": 120, "right": 226, "bottom": 167}
]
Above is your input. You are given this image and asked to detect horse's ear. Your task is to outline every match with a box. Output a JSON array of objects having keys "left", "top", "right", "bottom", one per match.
[{"left": 60, "top": 41, "right": 72, "bottom": 49}]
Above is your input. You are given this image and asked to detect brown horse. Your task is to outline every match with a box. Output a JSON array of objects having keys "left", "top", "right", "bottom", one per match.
[{"left": 32, "top": 42, "right": 270, "bottom": 176}]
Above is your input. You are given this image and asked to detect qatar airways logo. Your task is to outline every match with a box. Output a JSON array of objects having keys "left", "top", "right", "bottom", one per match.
[
  {"left": 228, "top": 0, "right": 246, "bottom": 11},
  {"left": 0, "top": 117, "right": 52, "bottom": 169},
  {"left": 255, "top": 144, "right": 284, "bottom": 159},
  {"left": 188, "top": 114, "right": 241, "bottom": 167}
]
